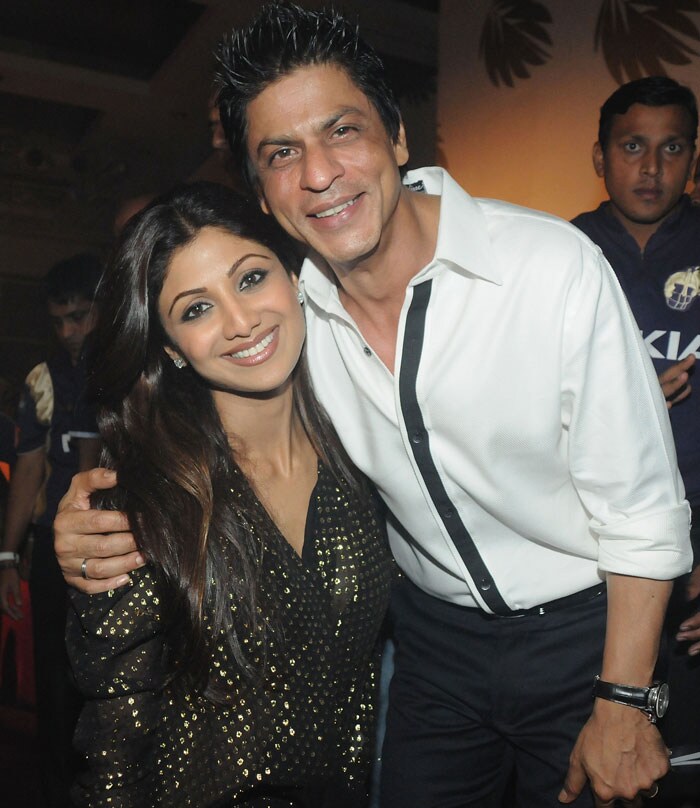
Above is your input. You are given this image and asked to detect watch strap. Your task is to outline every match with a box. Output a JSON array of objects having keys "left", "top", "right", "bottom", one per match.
[{"left": 592, "top": 676, "right": 650, "bottom": 709}]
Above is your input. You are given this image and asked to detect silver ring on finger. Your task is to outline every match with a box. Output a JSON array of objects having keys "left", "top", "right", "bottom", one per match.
[{"left": 81, "top": 558, "right": 90, "bottom": 580}]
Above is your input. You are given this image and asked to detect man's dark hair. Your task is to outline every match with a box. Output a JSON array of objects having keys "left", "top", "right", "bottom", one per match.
[
  {"left": 45, "top": 253, "right": 102, "bottom": 305},
  {"left": 598, "top": 76, "right": 698, "bottom": 151},
  {"left": 215, "top": 0, "right": 402, "bottom": 191}
]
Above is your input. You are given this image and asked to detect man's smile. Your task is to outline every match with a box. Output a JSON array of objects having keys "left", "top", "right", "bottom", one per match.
[{"left": 308, "top": 195, "right": 361, "bottom": 219}]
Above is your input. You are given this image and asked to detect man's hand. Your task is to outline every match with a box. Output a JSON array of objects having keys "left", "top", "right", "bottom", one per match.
[
  {"left": 0, "top": 567, "right": 23, "bottom": 620},
  {"left": 54, "top": 468, "right": 143, "bottom": 594},
  {"left": 659, "top": 355, "right": 695, "bottom": 408},
  {"left": 559, "top": 700, "right": 669, "bottom": 805},
  {"left": 676, "top": 564, "right": 700, "bottom": 656},
  {"left": 559, "top": 574, "right": 672, "bottom": 805}
]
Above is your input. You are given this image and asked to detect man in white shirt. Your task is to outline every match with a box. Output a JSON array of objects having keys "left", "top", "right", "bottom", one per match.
[{"left": 55, "top": 3, "right": 692, "bottom": 806}]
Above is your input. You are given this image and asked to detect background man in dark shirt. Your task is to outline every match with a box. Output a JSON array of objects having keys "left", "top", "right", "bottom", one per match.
[
  {"left": 0, "top": 254, "right": 101, "bottom": 808},
  {"left": 572, "top": 76, "right": 700, "bottom": 803}
]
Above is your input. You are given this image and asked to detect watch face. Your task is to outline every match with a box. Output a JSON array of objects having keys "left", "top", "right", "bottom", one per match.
[{"left": 651, "top": 683, "right": 670, "bottom": 718}]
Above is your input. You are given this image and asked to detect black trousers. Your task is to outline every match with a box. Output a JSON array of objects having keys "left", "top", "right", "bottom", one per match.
[
  {"left": 29, "top": 525, "right": 83, "bottom": 808},
  {"left": 380, "top": 578, "right": 606, "bottom": 808}
]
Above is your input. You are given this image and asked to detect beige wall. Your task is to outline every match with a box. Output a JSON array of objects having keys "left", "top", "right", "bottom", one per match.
[{"left": 437, "top": 0, "right": 700, "bottom": 220}]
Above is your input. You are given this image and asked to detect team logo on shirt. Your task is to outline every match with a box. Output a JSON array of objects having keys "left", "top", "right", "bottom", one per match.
[{"left": 664, "top": 266, "right": 700, "bottom": 311}]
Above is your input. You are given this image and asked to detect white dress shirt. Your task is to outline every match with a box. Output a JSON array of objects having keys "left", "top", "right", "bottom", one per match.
[{"left": 300, "top": 167, "right": 692, "bottom": 612}]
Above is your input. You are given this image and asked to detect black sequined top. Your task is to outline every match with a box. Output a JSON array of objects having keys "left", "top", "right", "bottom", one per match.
[{"left": 67, "top": 464, "right": 392, "bottom": 807}]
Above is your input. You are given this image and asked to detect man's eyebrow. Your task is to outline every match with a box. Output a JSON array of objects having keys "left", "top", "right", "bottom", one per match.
[
  {"left": 255, "top": 135, "right": 294, "bottom": 158},
  {"left": 614, "top": 129, "right": 647, "bottom": 139},
  {"left": 617, "top": 131, "right": 691, "bottom": 143},
  {"left": 255, "top": 106, "right": 366, "bottom": 158},
  {"left": 320, "top": 107, "right": 365, "bottom": 130}
]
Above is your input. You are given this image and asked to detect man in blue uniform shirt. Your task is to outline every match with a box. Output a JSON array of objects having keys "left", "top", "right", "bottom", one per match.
[{"left": 573, "top": 76, "right": 700, "bottom": 802}]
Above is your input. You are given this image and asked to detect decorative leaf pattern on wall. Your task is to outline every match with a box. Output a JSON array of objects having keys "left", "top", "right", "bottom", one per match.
[
  {"left": 479, "top": 0, "right": 553, "bottom": 87},
  {"left": 595, "top": 0, "right": 700, "bottom": 84}
]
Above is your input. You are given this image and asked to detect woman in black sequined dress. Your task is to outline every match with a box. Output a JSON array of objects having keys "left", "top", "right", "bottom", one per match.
[{"left": 66, "top": 182, "right": 392, "bottom": 807}]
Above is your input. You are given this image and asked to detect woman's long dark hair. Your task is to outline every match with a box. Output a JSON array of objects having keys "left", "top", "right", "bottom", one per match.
[{"left": 92, "top": 181, "right": 365, "bottom": 698}]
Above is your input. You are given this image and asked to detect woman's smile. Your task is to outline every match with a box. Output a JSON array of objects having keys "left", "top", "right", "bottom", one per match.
[{"left": 225, "top": 326, "right": 278, "bottom": 364}]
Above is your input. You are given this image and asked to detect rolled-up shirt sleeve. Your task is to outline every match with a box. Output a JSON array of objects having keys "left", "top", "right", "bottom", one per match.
[{"left": 563, "top": 242, "right": 692, "bottom": 579}]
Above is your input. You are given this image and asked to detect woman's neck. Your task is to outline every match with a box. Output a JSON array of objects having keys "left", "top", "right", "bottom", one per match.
[
  {"left": 212, "top": 383, "right": 312, "bottom": 480},
  {"left": 213, "top": 383, "right": 319, "bottom": 556}
]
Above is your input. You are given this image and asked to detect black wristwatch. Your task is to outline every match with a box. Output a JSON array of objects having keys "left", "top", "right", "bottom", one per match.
[{"left": 592, "top": 675, "right": 669, "bottom": 723}]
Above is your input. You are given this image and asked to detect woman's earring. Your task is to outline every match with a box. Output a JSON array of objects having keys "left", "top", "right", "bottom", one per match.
[
  {"left": 173, "top": 357, "right": 187, "bottom": 369},
  {"left": 297, "top": 290, "right": 305, "bottom": 305}
]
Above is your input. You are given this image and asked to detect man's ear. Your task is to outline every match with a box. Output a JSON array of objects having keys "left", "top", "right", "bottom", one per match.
[
  {"left": 592, "top": 142, "right": 605, "bottom": 178},
  {"left": 394, "top": 121, "right": 409, "bottom": 168}
]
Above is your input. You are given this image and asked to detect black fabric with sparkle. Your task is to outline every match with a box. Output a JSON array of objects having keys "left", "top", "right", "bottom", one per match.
[{"left": 67, "top": 464, "right": 392, "bottom": 807}]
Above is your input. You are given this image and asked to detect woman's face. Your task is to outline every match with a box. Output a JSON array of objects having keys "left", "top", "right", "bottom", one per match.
[{"left": 158, "top": 226, "right": 305, "bottom": 398}]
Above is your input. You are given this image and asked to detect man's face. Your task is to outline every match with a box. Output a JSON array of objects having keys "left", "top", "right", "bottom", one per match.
[
  {"left": 593, "top": 103, "right": 696, "bottom": 236},
  {"left": 48, "top": 296, "right": 97, "bottom": 363},
  {"left": 245, "top": 63, "right": 409, "bottom": 273}
]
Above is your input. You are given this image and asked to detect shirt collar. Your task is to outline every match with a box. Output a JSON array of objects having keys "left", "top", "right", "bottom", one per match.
[
  {"left": 300, "top": 166, "right": 502, "bottom": 310},
  {"left": 403, "top": 166, "right": 501, "bottom": 284}
]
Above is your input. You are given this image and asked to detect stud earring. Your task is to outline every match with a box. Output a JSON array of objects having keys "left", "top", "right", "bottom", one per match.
[
  {"left": 172, "top": 357, "right": 186, "bottom": 369},
  {"left": 297, "top": 290, "right": 305, "bottom": 305}
]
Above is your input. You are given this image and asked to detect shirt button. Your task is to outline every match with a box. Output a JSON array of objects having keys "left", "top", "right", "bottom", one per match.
[
  {"left": 479, "top": 579, "right": 492, "bottom": 592},
  {"left": 443, "top": 508, "right": 454, "bottom": 519},
  {"left": 363, "top": 346, "right": 372, "bottom": 356},
  {"left": 411, "top": 431, "right": 423, "bottom": 444}
]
